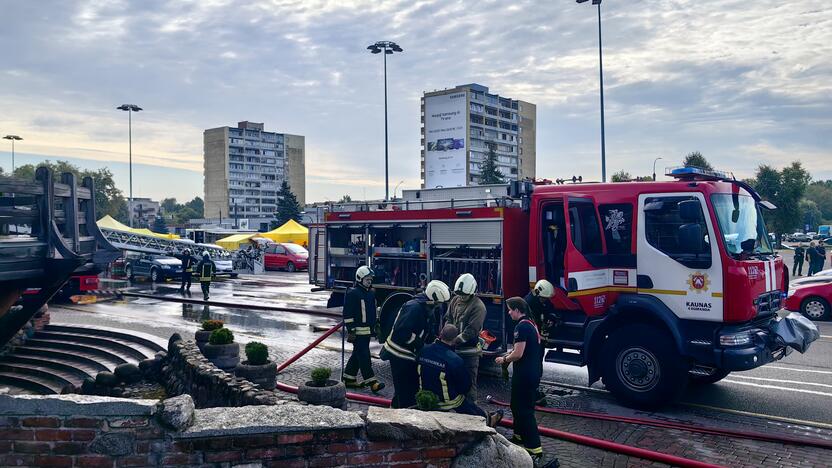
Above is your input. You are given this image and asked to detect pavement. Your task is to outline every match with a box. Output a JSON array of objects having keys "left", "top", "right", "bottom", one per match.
[{"left": 47, "top": 270, "right": 832, "bottom": 468}]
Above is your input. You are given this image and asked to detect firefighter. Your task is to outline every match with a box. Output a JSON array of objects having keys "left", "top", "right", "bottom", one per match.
[
  {"left": 196, "top": 251, "right": 215, "bottom": 301},
  {"left": 342, "top": 266, "right": 385, "bottom": 393},
  {"left": 496, "top": 297, "right": 557, "bottom": 468},
  {"left": 177, "top": 249, "right": 196, "bottom": 293},
  {"left": 446, "top": 273, "right": 486, "bottom": 402},
  {"left": 524, "top": 279, "right": 559, "bottom": 404},
  {"left": 380, "top": 280, "right": 450, "bottom": 409},
  {"left": 418, "top": 323, "right": 503, "bottom": 427},
  {"left": 793, "top": 243, "right": 805, "bottom": 276}
]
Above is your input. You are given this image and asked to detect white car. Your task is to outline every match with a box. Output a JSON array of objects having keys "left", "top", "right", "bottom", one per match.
[{"left": 792, "top": 268, "right": 832, "bottom": 286}]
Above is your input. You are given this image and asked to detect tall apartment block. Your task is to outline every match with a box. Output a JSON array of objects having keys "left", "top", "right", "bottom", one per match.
[
  {"left": 420, "top": 83, "right": 536, "bottom": 188},
  {"left": 204, "top": 121, "right": 305, "bottom": 231}
]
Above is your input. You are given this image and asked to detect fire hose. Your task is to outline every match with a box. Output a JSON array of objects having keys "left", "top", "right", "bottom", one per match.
[{"left": 273, "top": 324, "right": 732, "bottom": 468}]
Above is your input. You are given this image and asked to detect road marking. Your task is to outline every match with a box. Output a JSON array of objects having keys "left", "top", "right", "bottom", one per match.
[
  {"left": 681, "top": 403, "right": 832, "bottom": 430},
  {"left": 722, "top": 379, "right": 832, "bottom": 397},
  {"left": 822, "top": 335, "right": 832, "bottom": 339},
  {"left": 764, "top": 365, "right": 832, "bottom": 375},
  {"left": 728, "top": 374, "right": 832, "bottom": 389}
]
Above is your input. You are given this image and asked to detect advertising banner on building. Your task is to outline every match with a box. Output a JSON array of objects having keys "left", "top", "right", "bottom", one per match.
[{"left": 424, "top": 92, "right": 467, "bottom": 188}]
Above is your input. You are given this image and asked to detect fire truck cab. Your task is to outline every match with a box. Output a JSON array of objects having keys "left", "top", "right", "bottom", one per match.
[{"left": 311, "top": 168, "right": 794, "bottom": 407}]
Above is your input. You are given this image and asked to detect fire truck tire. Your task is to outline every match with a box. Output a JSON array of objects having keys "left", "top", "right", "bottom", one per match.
[
  {"left": 600, "top": 324, "right": 688, "bottom": 408},
  {"left": 689, "top": 369, "right": 730, "bottom": 385},
  {"left": 150, "top": 268, "right": 161, "bottom": 283},
  {"left": 377, "top": 293, "right": 414, "bottom": 345},
  {"left": 801, "top": 296, "right": 830, "bottom": 321}
]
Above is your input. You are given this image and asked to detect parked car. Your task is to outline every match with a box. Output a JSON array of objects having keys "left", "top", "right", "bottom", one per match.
[
  {"left": 264, "top": 243, "right": 308, "bottom": 272},
  {"left": 196, "top": 244, "right": 238, "bottom": 278},
  {"left": 789, "top": 232, "right": 810, "bottom": 242},
  {"left": 792, "top": 268, "right": 832, "bottom": 286},
  {"left": 125, "top": 254, "right": 183, "bottom": 283},
  {"left": 785, "top": 280, "right": 832, "bottom": 321}
]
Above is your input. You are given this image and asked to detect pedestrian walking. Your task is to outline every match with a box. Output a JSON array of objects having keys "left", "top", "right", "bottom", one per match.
[
  {"left": 196, "top": 252, "right": 215, "bottom": 301},
  {"left": 496, "top": 296, "right": 558, "bottom": 468},
  {"left": 380, "top": 280, "right": 450, "bottom": 409},
  {"left": 793, "top": 243, "right": 806, "bottom": 276},
  {"left": 176, "top": 249, "right": 196, "bottom": 293},
  {"left": 817, "top": 243, "right": 827, "bottom": 273},
  {"left": 342, "top": 266, "right": 385, "bottom": 393},
  {"left": 417, "top": 323, "right": 503, "bottom": 427},
  {"left": 446, "top": 273, "right": 486, "bottom": 402}
]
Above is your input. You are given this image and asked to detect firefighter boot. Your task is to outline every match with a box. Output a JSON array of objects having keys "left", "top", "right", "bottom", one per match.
[
  {"left": 369, "top": 381, "right": 386, "bottom": 393},
  {"left": 533, "top": 454, "right": 559, "bottom": 468},
  {"left": 535, "top": 389, "right": 548, "bottom": 406}
]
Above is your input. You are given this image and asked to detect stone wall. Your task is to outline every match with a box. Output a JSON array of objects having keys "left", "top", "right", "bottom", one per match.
[
  {"left": 1, "top": 305, "right": 49, "bottom": 356},
  {"left": 0, "top": 394, "right": 531, "bottom": 467},
  {"left": 163, "top": 338, "right": 283, "bottom": 408}
]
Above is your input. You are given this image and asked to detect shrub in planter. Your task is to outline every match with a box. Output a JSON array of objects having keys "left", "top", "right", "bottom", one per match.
[
  {"left": 235, "top": 341, "right": 276, "bottom": 390},
  {"left": 202, "top": 327, "right": 239, "bottom": 370},
  {"left": 195, "top": 320, "right": 224, "bottom": 351},
  {"left": 298, "top": 367, "right": 345, "bottom": 409},
  {"left": 416, "top": 390, "right": 439, "bottom": 411}
]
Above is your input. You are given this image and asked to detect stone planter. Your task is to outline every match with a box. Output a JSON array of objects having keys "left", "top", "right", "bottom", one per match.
[
  {"left": 202, "top": 342, "right": 240, "bottom": 370},
  {"left": 194, "top": 330, "right": 212, "bottom": 352},
  {"left": 297, "top": 380, "right": 346, "bottom": 409},
  {"left": 235, "top": 361, "right": 277, "bottom": 390}
]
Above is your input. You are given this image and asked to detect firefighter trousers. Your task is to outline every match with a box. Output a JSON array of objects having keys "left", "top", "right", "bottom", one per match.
[
  {"left": 389, "top": 356, "right": 418, "bottom": 409},
  {"left": 511, "top": 374, "right": 543, "bottom": 456},
  {"left": 458, "top": 352, "right": 480, "bottom": 402},
  {"left": 200, "top": 281, "right": 210, "bottom": 299},
  {"left": 453, "top": 397, "right": 487, "bottom": 418},
  {"left": 180, "top": 272, "right": 192, "bottom": 290},
  {"left": 344, "top": 335, "right": 376, "bottom": 384}
]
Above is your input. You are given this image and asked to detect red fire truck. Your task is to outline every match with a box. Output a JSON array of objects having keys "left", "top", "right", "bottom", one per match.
[{"left": 309, "top": 168, "right": 794, "bottom": 406}]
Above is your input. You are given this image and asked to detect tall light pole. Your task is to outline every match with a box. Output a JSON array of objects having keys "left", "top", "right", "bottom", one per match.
[
  {"left": 2, "top": 135, "right": 22, "bottom": 173},
  {"left": 117, "top": 104, "right": 143, "bottom": 227},
  {"left": 577, "top": 0, "right": 606, "bottom": 182},
  {"left": 393, "top": 180, "right": 405, "bottom": 200},
  {"left": 652, "top": 157, "right": 663, "bottom": 181},
  {"left": 367, "top": 41, "right": 403, "bottom": 201}
]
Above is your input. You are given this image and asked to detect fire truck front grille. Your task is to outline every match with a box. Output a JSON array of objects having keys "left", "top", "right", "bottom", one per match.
[{"left": 753, "top": 291, "right": 783, "bottom": 316}]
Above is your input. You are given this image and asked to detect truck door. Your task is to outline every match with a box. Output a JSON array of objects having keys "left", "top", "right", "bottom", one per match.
[
  {"left": 563, "top": 196, "right": 608, "bottom": 314},
  {"left": 637, "top": 193, "right": 723, "bottom": 321}
]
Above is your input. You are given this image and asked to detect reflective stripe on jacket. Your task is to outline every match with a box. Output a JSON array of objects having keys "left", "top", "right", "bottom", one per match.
[
  {"left": 343, "top": 285, "right": 377, "bottom": 336},
  {"left": 418, "top": 341, "right": 469, "bottom": 410}
]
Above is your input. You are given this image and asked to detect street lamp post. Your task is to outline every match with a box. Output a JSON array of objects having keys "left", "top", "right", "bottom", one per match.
[
  {"left": 367, "top": 41, "right": 403, "bottom": 201},
  {"left": 393, "top": 180, "right": 405, "bottom": 200},
  {"left": 577, "top": 0, "right": 606, "bottom": 182},
  {"left": 117, "top": 104, "right": 143, "bottom": 227},
  {"left": 2, "top": 135, "right": 22, "bottom": 173},
  {"left": 652, "top": 157, "right": 663, "bottom": 181}
]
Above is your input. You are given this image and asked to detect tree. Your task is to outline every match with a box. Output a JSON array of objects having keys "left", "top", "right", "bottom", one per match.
[
  {"left": 161, "top": 198, "right": 178, "bottom": 215},
  {"left": 184, "top": 197, "right": 204, "bottom": 217},
  {"left": 338, "top": 195, "right": 353, "bottom": 203},
  {"left": 683, "top": 151, "right": 713, "bottom": 171},
  {"left": 800, "top": 199, "right": 822, "bottom": 231},
  {"left": 479, "top": 145, "right": 505, "bottom": 185},
  {"left": 152, "top": 215, "right": 169, "bottom": 234},
  {"left": 274, "top": 180, "right": 302, "bottom": 227},
  {"left": 751, "top": 162, "right": 811, "bottom": 245},
  {"left": 611, "top": 171, "right": 632, "bottom": 182},
  {"left": 805, "top": 182, "right": 832, "bottom": 223}
]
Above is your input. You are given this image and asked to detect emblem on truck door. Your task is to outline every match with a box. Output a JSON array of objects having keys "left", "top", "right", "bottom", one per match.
[{"left": 687, "top": 272, "right": 710, "bottom": 293}]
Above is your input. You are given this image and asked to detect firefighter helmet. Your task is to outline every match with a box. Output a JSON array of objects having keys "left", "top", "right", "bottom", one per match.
[
  {"left": 355, "top": 265, "right": 374, "bottom": 282},
  {"left": 184, "top": 249, "right": 191, "bottom": 255},
  {"left": 454, "top": 273, "right": 477, "bottom": 295},
  {"left": 425, "top": 280, "right": 451, "bottom": 303},
  {"left": 202, "top": 251, "right": 210, "bottom": 259},
  {"left": 533, "top": 279, "right": 555, "bottom": 298}
]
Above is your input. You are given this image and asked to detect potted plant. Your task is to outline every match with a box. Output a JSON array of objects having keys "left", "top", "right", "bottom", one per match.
[
  {"left": 297, "top": 367, "right": 345, "bottom": 409},
  {"left": 201, "top": 327, "right": 240, "bottom": 370},
  {"left": 234, "top": 341, "right": 277, "bottom": 390},
  {"left": 196, "top": 320, "right": 224, "bottom": 352}
]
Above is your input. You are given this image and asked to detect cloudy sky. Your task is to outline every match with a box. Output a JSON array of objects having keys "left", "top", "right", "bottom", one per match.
[{"left": 1, "top": 0, "right": 830, "bottom": 203}]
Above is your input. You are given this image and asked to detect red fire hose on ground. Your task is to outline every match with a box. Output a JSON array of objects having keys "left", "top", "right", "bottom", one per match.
[{"left": 273, "top": 326, "right": 732, "bottom": 468}]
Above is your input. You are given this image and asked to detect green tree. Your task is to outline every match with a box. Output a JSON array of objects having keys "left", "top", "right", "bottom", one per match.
[
  {"left": 152, "top": 215, "right": 169, "bottom": 234},
  {"left": 805, "top": 182, "right": 832, "bottom": 223},
  {"left": 479, "top": 145, "right": 506, "bottom": 185},
  {"left": 338, "top": 194, "right": 353, "bottom": 203},
  {"left": 683, "top": 151, "right": 713, "bottom": 170},
  {"left": 751, "top": 162, "right": 811, "bottom": 246},
  {"left": 611, "top": 171, "right": 632, "bottom": 182},
  {"left": 800, "top": 199, "right": 822, "bottom": 231},
  {"left": 161, "top": 197, "right": 179, "bottom": 214},
  {"left": 274, "top": 180, "right": 301, "bottom": 227},
  {"left": 184, "top": 197, "right": 204, "bottom": 217},
  {"left": 174, "top": 207, "right": 199, "bottom": 225}
]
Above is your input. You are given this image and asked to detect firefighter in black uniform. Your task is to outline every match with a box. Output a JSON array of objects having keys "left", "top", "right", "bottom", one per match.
[
  {"left": 196, "top": 251, "right": 215, "bottom": 301},
  {"left": 176, "top": 249, "right": 196, "bottom": 293},
  {"left": 380, "top": 280, "right": 450, "bottom": 409},
  {"left": 496, "top": 297, "right": 557, "bottom": 468},
  {"left": 524, "top": 279, "right": 559, "bottom": 405},
  {"left": 418, "top": 323, "right": 503, "bottom": 426},
  {"left": 342, "top": 266, "right": 385, "bottom": 393}
]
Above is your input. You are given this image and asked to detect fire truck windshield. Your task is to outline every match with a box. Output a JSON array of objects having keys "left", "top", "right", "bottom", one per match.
[{"left": 711, "top": 194, "right": 773, "bottom": 257}]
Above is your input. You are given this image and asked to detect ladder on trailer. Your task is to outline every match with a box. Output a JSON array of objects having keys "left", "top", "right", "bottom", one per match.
[{"left": 99, "top": 228, "right": 225, "bottom": 256}]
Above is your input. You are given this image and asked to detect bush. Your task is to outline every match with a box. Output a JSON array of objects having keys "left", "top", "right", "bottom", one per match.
[
  {"left": 209, "top": 328, "right": 234, "bottom": 345},
  {"left": 245, "top": 342, "right": 269, "bottom": 365},
  {"left": 202, "top": 320, "right": 224, "bottom": 331},
  {"left": 310, "top": 367, "right": 331, "bottom": 387},
  {"left": 416, "top": 390, "right": 439, "bottom": 411}
]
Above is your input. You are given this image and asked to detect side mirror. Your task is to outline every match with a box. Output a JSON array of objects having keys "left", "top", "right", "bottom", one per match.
[
  {"left": 678, "top": 224, "right": 705, "bottom": 253},
  {"left": 678, "top": 200, "right": 701, "bottom": 222},
  {"left": 567, "top": 277, "right": 578, "bottom": 292}
]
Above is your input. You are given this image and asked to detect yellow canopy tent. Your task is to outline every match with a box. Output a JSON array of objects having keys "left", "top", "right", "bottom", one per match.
[
  {"left": 215, "top": 233, "right": 261, "bottom": 251},
  {"left": 260, "top": 219, "right": 308, "bottom": 246},
  {"left": 97, "top": 215, "right": 180, "bottom": 239}
]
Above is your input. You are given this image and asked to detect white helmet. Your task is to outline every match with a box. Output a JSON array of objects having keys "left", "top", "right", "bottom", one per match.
[
  {"left": 202, "top": 251, "right": 210, "bottom": 259},
  {"left": 454, "top": 273, "right": 477, "bottom": 295},
  {"left": 425, "top": 280, "right": 451, "bottom": 303},
  {"left": 355, "top": 265, "right": 374, "bottom": 282},
  {"left": 533, "top": 279, "right": 555, "bottom": 298}
]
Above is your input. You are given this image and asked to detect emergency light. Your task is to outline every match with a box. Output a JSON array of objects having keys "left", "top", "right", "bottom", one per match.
[{"left": 666, "top": 166, "right": 734, "bottom": 181}]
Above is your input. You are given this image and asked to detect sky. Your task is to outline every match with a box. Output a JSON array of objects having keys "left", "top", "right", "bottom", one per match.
[{"left": 1, "top": 0, "right": 830, "bottom": 204}]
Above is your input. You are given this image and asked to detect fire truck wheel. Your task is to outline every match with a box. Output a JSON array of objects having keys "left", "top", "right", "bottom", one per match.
[
  {"left": 801, "top": 296, "right": 830, "bottom": 321},
  {"left": 601, "top": 324, "right": 688, "bottom": 408},
  {"left": 150, "top": 268, "right": 161, "bottom": 283},
  {"left": 689, "top": 369, "right": 730, "bottom": 385}
]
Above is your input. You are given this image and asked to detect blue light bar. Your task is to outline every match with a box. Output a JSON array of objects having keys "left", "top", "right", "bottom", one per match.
[{"left": 666, "top": 166, "right": 734, "bottom": 181}]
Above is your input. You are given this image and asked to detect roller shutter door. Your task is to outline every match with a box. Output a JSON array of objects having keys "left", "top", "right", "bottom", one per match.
[{"left": 430, "top": 221, "right": 501, "bottom": 245}]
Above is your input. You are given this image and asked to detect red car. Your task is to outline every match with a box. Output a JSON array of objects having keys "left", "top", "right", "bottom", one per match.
[
  {"left": 264, "top": 243, "right": 309, "bottom": 272},
  {"left": 784, "top": 279, "right": 832, "bottom": 321}
]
